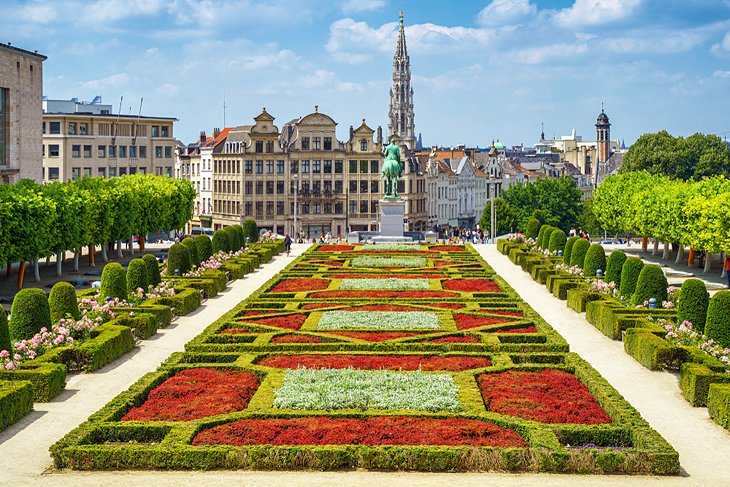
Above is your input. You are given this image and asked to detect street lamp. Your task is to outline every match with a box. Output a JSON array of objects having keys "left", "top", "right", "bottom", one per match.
[{"left": 293, "top": 174, "right": 298, "bottom": 238}]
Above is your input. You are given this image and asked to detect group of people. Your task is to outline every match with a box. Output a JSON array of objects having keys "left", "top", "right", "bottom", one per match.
[
  {"left": 569, "top": 227, "right": 591, "bottom": 240},
  {"left": 438, "top": 227, "right": 489, "bottom": 245}
]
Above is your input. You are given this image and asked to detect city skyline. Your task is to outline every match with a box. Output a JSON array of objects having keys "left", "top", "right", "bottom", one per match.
[{"left": 4, "top": 0, "right": 730, "bottom": 147}]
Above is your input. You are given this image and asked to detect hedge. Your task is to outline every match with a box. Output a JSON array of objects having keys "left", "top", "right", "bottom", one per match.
[
  {"left": 126, "top": 258, "right": 149, "bottom": 293},
  {"left": 212, "top": 230, "right": 231, "bottom": 254},
  {"left": 166, "top": 243, "right": 191, "bottom": 276},
  {"left": 569, "top": 239, "right": 590, "bottom": 269},
  {"left": 39, "top": 323, "right": 136, "bottom": 373},
  {"left": 708, "top": 384, "right": 730, "bottom": 431},
  {"left": 619, "top": 257, "right": 644, "bottom": 298},
  {"left": 676, "top": 279, "right": 710, "bottom": 332},
  {"left": 583, "top": 244, "right": 606, "bottom": 278},
  {"left": 146, "top": 288, "right": 202, "bottom": 316},
  {"left": 563, "top": 236, "right": 580, "bottom": 265},
  {"left": 547, "top": 229, "right": 567, "bottom": 253},
  {"left": 680, "top": 362, "right": 730, "bottom": 407},
  {"left": 9, "top": 288, "right": 51, "bottom": 341},
  {"left": 705, "top": 291, "right": 730, "bottom": 348},
  {"left": 100, "top": 263, "right": 127, "bottom": 300},
  {"left": 623, "top": 329, "right": 680, "bottom": 371},
  {"left": 142, "top": 253, "right": 162, "bottom": 287},
  {"left": 181, "top": 237, "right": 199, "bottom": 266},
  {"left": 0, "top": 361, "right": 67, "bottom": 402},
  {"left": 632, "top": 265, "right": 668, "bottom": 306},
  {"left": 195, "top": 235, "right": 213, "bottom": 262},
  {"left": 0, "top": 380, "right": 33, "bottom": 431},
  {"left": 49, "top": 282, "right": 81, "bottom": 323},
  {"left": 224, "top": 226, "right": 242, "bottom": 252},
  {"left": 526, "top": 217, "right": 541, "bottom": 239},
  {"left": 243, "top": 218, "right": 258, "bottom": 243},
  {"left": 542, "top": 227, "right": 555, "bottom": 251},
  {"left": 605, "top": 250, "right": 627, "bottom": 287},
  {"left": 585, "top": 300, "right": 677, "bottom": 340},
  {"left": 536, "top": 225, "right": 548, "bottom": 249},
  {"left": 0, "top": 306, "right": 9, "bottom": 353}
]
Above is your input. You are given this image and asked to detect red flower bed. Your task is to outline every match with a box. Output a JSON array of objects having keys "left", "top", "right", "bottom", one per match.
[
  {"left": 431, "top": 246, "right": 466, "bottom": 252},
  {"left": 443, "top": 279, "right": 501, "bottom": 292},
  {"left": 300, "top": 303, "right": 340, "bottom": 310},
  {"left": 271, "top": 278, "right": 329, "bottom": 293},
  {"left": 455, "top": 314, "right": 513, "bottom": 330},
  {"left": 492, "top": 310, "right": 524, "bottom": 317},
  {"left": 242, "top": 310, "right": 281, "bottom": 317},
  {"left": 329, "top": 274, "right": 447, "bottom": 279},
  {"left": 221, "top": 327, "right": 258, "bottom": 335},
  {"left": 354, "top": 250, "right": 434, "bottom": 255},
  {"left": 477, "top": 369, "right": 611, "bottom": 424},
  {"left": 495, "top": 326, "right": 537, "bottom": 334},
  {"left": 257, "top": 354, "right": 492, "bottom": 371},
  {"left": 122, "top": 368, "right": 260, "bottom": 422},
  {"left": 193, "top": 416, "right": 527, "bottom": 447},
  {"left": 243, "top": 314, "right": 308, "bottom": 330},
  {"left": 429, "top": 303, "right": 465, "bottom": 310},
  {"left": 322, "top": 331, "right": 418, "bottom": 342},
  {"left": 310, "top": 290, "right": 456, "bottom": 299},
  {"left": 271, "top": 334, "right": 323, "bottom": 344},
  {"left": 427, "top": 335, "right": 481, "bottom": 344},
  {"left": 319, "top": 260, "right": 344, "bottom": 267},
  {"left": 316, "top": 245, "right": 354, "bottom": 252},
  {"left": 434, "top": 261, "right": 454, "bottom": 267}
]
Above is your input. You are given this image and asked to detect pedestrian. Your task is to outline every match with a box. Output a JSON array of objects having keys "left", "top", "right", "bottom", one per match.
[
  {"left": 725, "top": 255, "right": 730, "bottom": 288},
  {"left": 284, "top": 234, "right": 292, "bottom": 256},
  {"left": 569, "top": 227, "right": 576, "bottom": 237}
]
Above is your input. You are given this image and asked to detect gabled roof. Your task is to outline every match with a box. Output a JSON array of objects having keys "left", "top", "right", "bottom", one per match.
[
  {"left": 438, "top": 160, "right": 456, "bottom": 176},
  {"left": 203, "top": 128, "right": 232, "bottom": 149}
]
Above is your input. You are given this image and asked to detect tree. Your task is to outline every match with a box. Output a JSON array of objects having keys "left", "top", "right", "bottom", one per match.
[
  {"left": 579, "top": 197, "right": 606, "bottom": 238},
  {"left": 242, "top": 218, "right": 259, "bottom": 244},
  {"left": 677, "top": 279, "right": 710, "bottom": 332},
  {"left": 526, "top": 217, "right": 541, "bottom": 239},
  {"left": 499, "top": 177, "right": 583, "bottom": 232},
  {"left": 583, "top": 244, "right": 607, "bottom": 277},
  {"left": 9, "top": 288, "right": 51, "bottom": 341},
  {"left": 48, "top": 282, "right": 80, "bottom": 323},
  {"left": 479, "top": 198, "right": 517, "bottom": 237}
]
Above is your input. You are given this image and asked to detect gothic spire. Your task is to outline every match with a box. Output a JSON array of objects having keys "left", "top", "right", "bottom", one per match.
[{"left": 388, "top": 11, "right": 416, "bottom": 150}]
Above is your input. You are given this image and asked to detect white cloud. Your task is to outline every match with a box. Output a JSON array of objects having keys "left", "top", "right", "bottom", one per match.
[
  {"left": 477, "top": 0, "right": 536, "bottom": 27},
  {"left": 710, "top": 31, "right": 730, "bottom": 56},
  {"left": 82, "top": 0, "right": 166, "bottom": 22},
  {"left": 341, "top": 0, "right": 386, "bottom": 14},
  {"left": 79, "top": 72, "right": 132, "bottom": 90},
  {"left": 600, "top": 30, "right": 705, "bottom": 54},
  {"left": 552, "top": 0, "right": 643, "bottom": 27},
  {"left": 714, "top": 70, "right": 730, "bottom": 78},
  {"left": 18, "top": 2, "right": 57, "bottom": 23},
  {"left": 511, "top": 43, "right": 589, "bottom": 64}
]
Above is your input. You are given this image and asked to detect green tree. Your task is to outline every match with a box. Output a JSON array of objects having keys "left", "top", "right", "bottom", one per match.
[
  {"left": 579, "top": 197, "right": 605, "bottom": 238},
  {"left": 242, "top": 218, "right": 259, "bottom": 244},
  {"left": 632, "top": 264, "right": 668, "bottom": 305},
  {"left": 166, "top": 243, "right": 191, "bottom": 276},
  {"left": 563, "top": 236, "right": 580, "bottom": 265},
  {"left": 126, "top": 258, "right": 149, "bottom": 292},
  {"left": 48, "top": 282, "right": 80, "bottom": 323},
  {"left": 0, "top": 306, "right": 11, "bottom": 353},
  {"left": 142, "top": 254, "right": 162, "bottom": 287},
  {"left": 619, "top": 257, "right": 644, "bottom": 298},
  {"left": 194, "top": 235, "right": 213, "bottom": 262},
  {"left": 100, "top": 263, "right": 127, "bottom": 300},
  {"left": 583, "top": 244, "right": 607, "bottom": 277},
  {"left": 479, "top": 198, "right": 517, "bottom": 237},
  {"left": 605, "top": 250, "right": 627, "bottom": 286},
  {"left": 526, "top": 217, "right": 541, "bottom": 239},
  {"left": 548, "top": 229, "right": 567, "bottom": 253},
  {"left": 499, "top": 177, "right": 583, "bottom": 232},
  {"left": 569, "top": 239, "right": 590, "bottom": 268},
  {"left": 677, "top": 279, "right": 710, "bottom": 332},
  {"left": 10, "top": 288, "right": 51, "bottom": 341},
  {"left": 705, "top": 291, "right": 730, "bottom": 348},
  {"left": 181, "top": 237, "right": 199, "bottom": 266},
  {"left": 212, "top": 230, "right": 231, "bottom": 254}
]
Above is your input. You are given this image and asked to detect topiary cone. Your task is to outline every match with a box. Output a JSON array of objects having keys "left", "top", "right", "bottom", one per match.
[
  {"left": 583, "top": 244, "right": 607, "bottom": 277},
  {"left": 605, "top": 250, "right": 627, "bottom": 286},
  {"left": 548, "top": 229, "right": 567, "bottom": 253},
  {"left": 142, "top": 254, "right": 162, "bottom": 287},
  {"left": 632, "top": 264, "right": 668, "bottom": 306},
  {"left": 619, "top": 257, "right": 644, "bottom": 298},
  {"left": 194, "top": 235, "right": 213, "bottom": 263},
  {"left": 182, "top": 237, "right": 199, "bottom": 266},
  {"left": 563, "top": 236, "right": 580, "bottom": 265},
  {"left": 9, "top": 288, "right": 51, "bottom": 341},
  {"left": 126, "top": 258, "right": 149, "bottom": 293},
  {"left": 705, "top": 291, "right": 730, "bottom": 348},
  {"left": 0, "top": 306, "right": 11, "bottom": 353},
  {"left": 677, "top": 278, "right": 710, "bottom": 332},
  {"left": 49, "top": 282, "right": 80, "bottom": 323},
  {"left": 100, "top": 262, "right": 127, "bottom": 300},
  {"left": 569, "top": 239, "right": 590, "bottom": 269}
]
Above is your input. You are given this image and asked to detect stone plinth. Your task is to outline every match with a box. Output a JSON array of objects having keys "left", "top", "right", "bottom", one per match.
[{"left": 379, "top": 198, "right": 405, "bottom": 237}]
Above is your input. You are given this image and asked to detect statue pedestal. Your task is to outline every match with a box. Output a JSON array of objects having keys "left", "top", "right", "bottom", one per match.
[{"left": 378, "top": 198, "right": 406, "bottom": 238}]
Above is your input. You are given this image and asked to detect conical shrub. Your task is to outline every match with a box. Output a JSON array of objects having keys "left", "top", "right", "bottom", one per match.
[
  {"left": 548, "top": 229, "right": 567, "bottom": 253},
  {"left": 9, "top": 288, "right": 51, "bottom": 341},
  {"left": 706, "top": 291, "right": 730, "bottom": 347},
  {"left": 542, "top": 227, "right": 556, "bottom": 251},
  {"left": 526, "top": 217, "right": 541, "bottom": 239},
  {"left": 224, "top": 226, "right": 241, "bottom": 251},
  {"left": 142, "top": 254, "right": 162, "bottom": 287},
  {"left": 243, "top": 218, "right": 258, "bottom": 243},
  {"left": 677, "top": 279, "right": 710, "bottom": 332},
  {"left": 619, "top": 257, "right": 644, "bottom": 298},
  {"left": 0, "top": 306, "right": 11, "bottom": 353},
  {"left": 182, "top": 237, "right": 199, "bottom": 266},
  {"left": 194, "top": 235, "right": 213, "bottom": 262},
  {"left": 605, "top": 250, "right": 627, "bottom": 286},
  {"left": 49, "top": 282, "right": 80, "bottom": 323},
  {"left": 563, "top": 236, "right": 580, "bottom": 264},
  {"left": 166, "top": 243, "right": 191, "bottom": 276},
  {"left": 569, "top": 239, "right": 590, "bottom": 268},
  {"left": 632, "top": 264, "right": 668, "bottom": 306},
  {"left": 212, "top": 230, "right": 231, "bottom": 254},
  {"left": 100, "top": 262, "right": 127, "bottom": 300},
  {"left": 126, "top": 258, "right": 149, "bottom": 293},
  {"left": 583, "top": 244, "right": 607, "bottom": 277}
]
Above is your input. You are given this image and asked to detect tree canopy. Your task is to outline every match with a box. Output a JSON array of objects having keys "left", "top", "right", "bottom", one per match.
[{"left": 499, "top": 177, "right": 583, "bottom": 233}]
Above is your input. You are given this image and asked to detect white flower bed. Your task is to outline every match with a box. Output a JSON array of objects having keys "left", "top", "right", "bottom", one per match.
[
  {"left": 274, "top": 367, "right": 459, "bottom": 412},
  {"left": 351, "top": 256, "right": 427, "bottom": 268},
  {"left": 317, "top": 311, "right": 440, "bottom": 330},
  {"left": 339, "top": 278, "right": 430, "bottom": 290},
  {"left": 357, "top": 244, "right": 426, "bottom": 252}
]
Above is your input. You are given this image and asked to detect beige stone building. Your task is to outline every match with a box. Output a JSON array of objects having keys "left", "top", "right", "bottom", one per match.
[
  {"left": 42, "top": 98, "right": 177, "bottom": 181},
  {"left": 0, "top": 42, "right": 46, "bottom": 183}
]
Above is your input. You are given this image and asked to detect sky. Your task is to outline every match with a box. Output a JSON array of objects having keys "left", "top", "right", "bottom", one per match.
[{"left": 3, "top": 0, "right": 730, "bottom": 148}]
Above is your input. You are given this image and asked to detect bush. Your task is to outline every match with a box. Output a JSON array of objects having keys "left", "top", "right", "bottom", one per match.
[
  {"left": 705, "top": 291, "right": 730, "bottom": 348},
  {"left": 0, "top": 381, "right": 33, "bottom": 431},
  {"left": 49, "top": 282, "right": 80, "bottom": 323},
  {"left": 100, "top": 263, "right": 127, "bottom": 300},
  {"left": 619, "top": 257, "right": 644, "bottom": 298},
  {"left": 547, "top": 229, "right": 567, "bottom": 253},
  {"left": 166, "top": 243, "right": 191, "bottom": 276},
  {"left": 605, "top": 250, "right": 627, "bottom": 286},
  {"left": 243, "top": 218, "right": 259, "bottom": 244},
  {"left": 230, "top": 225, "right": 245, "bottom": 249},
  {"left": 182, "top": 237, "right": 199, "bottom": 266},
  {"left": 212, "top": 230, "right": 231, "bottom": 254},
  {"left": 569, "top": 239, "right": 590, "bottom": 268},
  {"left": 563, "top": 236, "right": 580, "bottom": 264},
  {"left": 526, "top": 217, "right": 541, "bottom": 239},
  {"left": 142, "top": 254, "right": 162, "bottom": 287},
  {"left": 0, "top": 306, "right": 10, "bottom": 353},
  {"left": 632, "top": 264, "right": 668, "bottom": 306},
  {"left": 536, "top": 225, "right": 548, "bottom": 249},
  {"left": 583, "top": 244, "right": 607, "bottom": 277},
  {"left": 677, "top": 279, "right": 710, "bottom": 332},
  {"left": 224, "top": 226, "right": 242, "bottom": 252},
  {"left": 542, "top": 227, "right": 555, "bottom": 251},
  {"left": 126, "top": 259, "right": 149, "bottom": 293},
  {"left": 194, "top": 235, "right": 213, "bottom": 262},
  {"left": 9, "top": 288, "right": 51, "bottom": 341}
]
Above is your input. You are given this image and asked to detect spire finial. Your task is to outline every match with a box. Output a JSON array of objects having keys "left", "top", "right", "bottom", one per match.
[{"left": 601, "top": 101, "right": 604, "bottom": 113}]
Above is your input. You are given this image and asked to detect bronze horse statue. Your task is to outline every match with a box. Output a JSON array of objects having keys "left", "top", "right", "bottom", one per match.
[{"left": 381, "top": 141, "right": 404, "bottom": 198}]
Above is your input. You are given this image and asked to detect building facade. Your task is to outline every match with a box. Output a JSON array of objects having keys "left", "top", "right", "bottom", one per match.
[
  {"left": 42, "top": 97, "right": 177, "bottom": 181},
  {"left": 0, "top": 43, "right": 46, "bottom": 183}
]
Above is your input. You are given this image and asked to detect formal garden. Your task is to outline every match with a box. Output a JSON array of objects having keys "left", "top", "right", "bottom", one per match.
[{"left": 42, "top": 243, "right": 680, "bottom": 474}]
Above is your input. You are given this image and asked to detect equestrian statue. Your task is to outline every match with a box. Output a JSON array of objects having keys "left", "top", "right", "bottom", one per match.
[{"left": 381, "top": 139, "right": 405, "bottom": 198}]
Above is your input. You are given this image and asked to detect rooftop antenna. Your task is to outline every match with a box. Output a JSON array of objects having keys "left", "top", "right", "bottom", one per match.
[
  {"left": 133, "top": 98, "right": 143, "bottom": 143},
  {"left": 113, "top": 96, "right": 123, "bottom": 144}
]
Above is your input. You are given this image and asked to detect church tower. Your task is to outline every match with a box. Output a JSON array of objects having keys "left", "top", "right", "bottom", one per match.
[
  {"left": 388, "top": 11, "right": 416, "bottom": 150},
  {"left": 595, "top": 107, "right": 611, "bottom": 167}
]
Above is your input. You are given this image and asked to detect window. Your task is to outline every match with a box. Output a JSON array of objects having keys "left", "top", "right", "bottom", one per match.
[
  {"left": 290, "top": 160, "right": 298, "bottom": 173},
  {"left": 50, "top": 122, "right": 60, "bottom": 134},
  {"left": 277, "top": 201, "right": 285, "bottom": 215},
  {"left": 165, "top": 146, "right": 172, "bottom": 158},
  {"left": 119, "top": 146, "right": 127, "bottom": 158},
  {"left": 335, "top": 201, "right": 343, "bottom": 214},
  {"left": 313, "top": 203, "right": 321, "bottom": 214},
  {"left": 161, "top": 126, "right": 169, "bottom": 137},
  {"left": 109, "top": 167, "right": 117, "bottom": 177},
  {"left": 371, "top": 180, "right": 379, "bottom": 193},
  {"left": 301, "top": 160, "right": 310, "bottom": 173},
  {"left": 371, "top": 200, "right": 379, "bottom": 213},
  {"left": 277, "top": 160, "right": 285, "bottom": 174},
  {"left": 335, "top": 160, "right": 343, "bottom": 174},
  {"left": 118, "top": 167, "right": 127, "bottom": 175},
  {"left": 49, "top": 145, "right": 60, "bottom": 157},
  {"left": 256, "top": 181, "right": 263, "bottom": 194},
  {"left": 266, "top": 161, "right": 274, "bottom": 174},
  {"left": 324, "top": 137, "right": 332, "bottom": 150},
  {"left": 245, "top": 160, "right": 253, "bottom": 174},
  {"left": 98, "top": 145, "right": 106, "bottom": 158},
  {"left": 68, "top": 122, "right": 76, "bottom": 135},
  {"left": 301, "top": 137, "right": 310, "bottom": 150},
  {"left": 360, "top": 181, "right": 368, "bottom": 193},
  {"left": 139, "top": 146, "right": 147, "bottom": 158},
  {"left": 360, "top": 139, "right": 367, "bottom": 151},
  {"left": 72, "top": 145, "right": 81, "bottom": 158},
  {"left": 79, "top": 123, "right": 88, "bottom": 135},
  {"left": 276, "top": 181, "right": 284, "bottom": 194},
  {"left": 83, "top": 167, "right": 92, "bottom": 177},
  {"left": 349, "top": 200, "right": 357, "bottom": 215},
  {"left": 255, "top": 201, "right": 263, "bottom": 216},
  {"left": 360, "top": 201, "right": 368, "bottom": 214},
  {"left": 324, "top": 160, "right": 332, "bottom": 174},
  {"left": 83, "top": 145, "right": 92, "bottom": 158},
  {"left": 371, "top": 160, "right": 379, "bottom": 173},
  {"left": 245, "top": 181, "right": 252, "bottom": 194},
  {"left": 266, "top": 141, "right": 274, "bottom": 153},
  {"left": 360, "top": 160, "right": 368, "bottom": 173},
  {"left": 349, "top": 160, "right": 357, "bottom": 173},
  {"left": 129, "top": 146, "right": 136, "bottom": 158},
  {"left": 312, "top": 181, "right": 321, "bottom": 194},
  {"left": 155, "top": 146, "right": 163, "bottom": 158},
  {"left": 349, "top": 180, "right": 357, "bottom": 193},
  {"left": 266, "top": 201, "right": 274, "bottom": 215},
  {"left": 98, "top": 167, "right": 106, "bottom": 178},
  {"left": 245, "top": 202, "right": 252, "bottom": 216},
  {"left": 324, "top": 202, "right": 332, "bottom": 214},
  {"left": 71, "top": 167, "right": 81, "bottom": 180},
  {"left": 255, "top": 140, "right": 263, "bottom": 153},
  {"left": 302, "top": 202, "right": 310, "bottom": 215},
  {"left": 256, "top": 160, "right": 263, "bottom": 174},
  {"left": 334, "top": 181, "right": 343, "bottom": 193},
  {"left": 266, "top": 181, "right": 274, "bottom": 194},
  {"left": 324, "top": 180, "right": 332, "bottom": 194},
  {"left": 48, "top": 167, "right": 59, "bottom": 180},
  {"left": 312, "top": 160, "right": 321, "bottom": 173},
  {"left": 313, "top": 137, "right": 321, "bottom": 150}
]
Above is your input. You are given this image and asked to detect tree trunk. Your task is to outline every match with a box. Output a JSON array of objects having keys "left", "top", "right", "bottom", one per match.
[
  {"left": 73, "top": 249, "right": 80, "bottom": 272},
  {"left": 89, "top": 245, "right": 95, "bottom": 267},
  {"left": 117, "top": 240, "right": 123, "bottom": 260},
  {"left": 127, "top": 238, "right": 135, "bottom": 256},
  {"left": 688, "top": 248, "right": 695, "bottom": 266},
  {"left": 33, "top": 259, "right": 40, "bottom": 282},
  {"left": 662, "top": 242, "right": 670, "bottom": 260},
  {"left": 6, "top": 259, "right": 11, "bottom": 277},
  {"left": 101, "top": 243, "right": 108, "bottom": 263},
  {"left": 17, "top": 260, "right": 25, "bottom": 289},
  {"left": 46, "top": 255, "right": 51, "bottom": 267},
  {"left": 641, "top": 236, "right": 648, "bottom": 252},
  {"left": 721, "top": 252, "right": 727, "bottom": 279},
  {"left": 704, "top": 252, "right": 712, "bottom": 273},
  {"left": 56, "top": 252, "right": 63, "bottom": 277},
  {"left": 675, "top": 245, "right": 684, "bottom": 265},
  {"left": 652, "top": 239, "right": 659, "bottom": 256},
  {"left": 139, "top": 235, "right": 145, "bottom": 251}
]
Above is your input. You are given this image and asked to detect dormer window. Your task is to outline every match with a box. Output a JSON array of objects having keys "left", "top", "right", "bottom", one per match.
[{"left": 360, "top": 139, "right": 367, "bottom": 151}]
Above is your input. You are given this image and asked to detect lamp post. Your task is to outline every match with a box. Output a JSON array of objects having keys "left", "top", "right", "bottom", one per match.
[
  {"left": 293, "top": 174, "right": 298, "bottom": 238},
  {"left": 345, "top": 185, "right": 350, "bottom": 235}
]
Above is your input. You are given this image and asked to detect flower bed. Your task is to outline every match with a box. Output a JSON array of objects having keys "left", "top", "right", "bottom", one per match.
[
  {"left": 477, "top": 369, "right": 611, "bottom": 424},
  {"left": 322, "top": 331, "right": 418, "bottom": 342},
  {"left": 427, "top": 335, "right": 482, "bottom": 344},
  {"left": 271, "top": 278, "right": 330, "bottom": 293},
  {"left": 271, "top": 334, "right": 323, "bottom": 344},
  {"left": 309, "top": 290, "right": 456, "bottom": 299},
  {"left": 329, "top": 273, "right": 447, "bottom": 279},
  {"left": 317, "top": 311, "right": 440, "bottom": 330},
  {"left": 454, "top": 314, "right": 516, "bottom": 330},
  {"left": 339, "top": 278, "right": 431, "bottom": 290},
  {"left": 242, "top": 314, "right": 308, "bottom": 331},
  {"left": 258, "top": 354, "right": 492, "bottom": 371},
  {"left": 443, "top": 279, "right": 501, "bottom": 293},
  {"left": 315, "top": 245, "right": 354, "bottom": 252},
  {"left": 431, "top": 246, "right": 466, "bottom": 252},
  {"left": 357, "top": 244, "right": 426, "bottom": 252},
  {"left": 351, "top": 256, "right": 427, "bottom": 268},
  {"left": 122, "top": 368, "right": 260, "bottom": 421},
  {"left": 192, "top": 416, "right": 527, "bottom": 447}
]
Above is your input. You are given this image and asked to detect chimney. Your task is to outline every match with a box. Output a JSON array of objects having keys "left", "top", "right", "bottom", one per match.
[
  {"left": 377, "top": 126, "right": 383, "bottom": 144},
  {"left": 213, "top": 127, "right": 221, "bottom": 138},
  {"left": 199, "top": 131, "right": 206, "bottom": 143},
  {"left": 349, "top": 125, "right": 354, "bottom": 141}
]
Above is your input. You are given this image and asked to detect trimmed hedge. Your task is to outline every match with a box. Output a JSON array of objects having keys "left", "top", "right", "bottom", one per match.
[
  {"left": 195, "top": 235, "right": 214, "bottom": 262},
  {"left": 212, "top": 230, "right": 231, "bottom": 254},
  {"left": 569, "top": 239, "right": 590, "bottom": 269},
  {"left": 0, "top": 380, "right": 33, "bottom": 431},
  {"left": 526, "top": 217, "right": 541, "bottom": 239},
  {"left": 708, "top": 384, "right": 730, "bottom": 431},
  {"left": 676, "top": 279, "right": 710, "bottom": 332},
  {"left": 182, "top": 237, "right": 199, "bottom": 266},
  {"left": 542, "top": 227, "right": 555, "bottom": 251},
  {"left": 49, "top": 282, "right": 80, "bottom": 323},
  {"left": 632, "top": 265, "right": 667, "bottom": 306},
  {"left": 166, "top": 243, "right": 191, "bottom": 276},
  {"left": 100, "top": 263, "right": 127, "bottom": 300},
  {"left": 146, "top": 288, "right": 202, "bottom": 316},
  {"left": 547, "top": 229, "right": 567, "bottom": 253},
  {"left": 536, "top": 225, "right": 548, "bottom": 249},
  {"left": 567, "top": 287, "right": 604, "bottom": 313},
  {"left": 9, "top": 288, "right": 51, "bottom": 341},
  {"left": 126, "top": 258, "right": 149, "bottom": 293},
  {"left": 41, "top": 323, "right": 136, "bottom": 373},
  {"left": 605, "top": 250, "right": 627, "bottom": 287},
  {"left": 583, "top": 244, "right": 606, "bottom": 278},
  {"left": 585, "top": 300, "right": 677, "bottom": 340},
  {"left": 563, "top": 236, "right": 580, "bottom": 265},
  {"left": 0, "top": 306, "right": 9, "bottom": 353},
  {"left": 619, "top": 257, "right": 644, "bottom": 298},
  {"left": 624, "top": 329, "right": 680, "bottom": 371},
  {"left": 243, "top": 218, "right": 258, "bottom": 243},
  {"left": 680, "top": 362, "right": 730, "bottom": 407},
  {"left": 142, "top": 254, "right": 162, "bottom": 287},
  {"left": 0, "top": 361, "right": 67, "bottom": 402},
  {"left": 224, "top": 226, "right": 242, "bottom": 252},
  {"left": 705, "top": 291, "right": 730, "bottom": 348}
]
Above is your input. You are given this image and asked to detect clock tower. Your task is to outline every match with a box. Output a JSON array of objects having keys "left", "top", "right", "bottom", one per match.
[{"left": 388, "top": 11, "right": 416, "bottom": 151}]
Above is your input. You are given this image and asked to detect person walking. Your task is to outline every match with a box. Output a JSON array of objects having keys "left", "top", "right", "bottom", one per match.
[
  {"left": 725, "top": 255, "right": 730, "bottom": 288},
  {"left": 284, "top": 234, "right": 292, "bottom": 256}
]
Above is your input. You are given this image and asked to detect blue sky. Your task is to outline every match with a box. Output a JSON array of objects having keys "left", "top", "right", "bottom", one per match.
[{"left": 4, "top": 0, "right": 730, "bottom": 147}]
